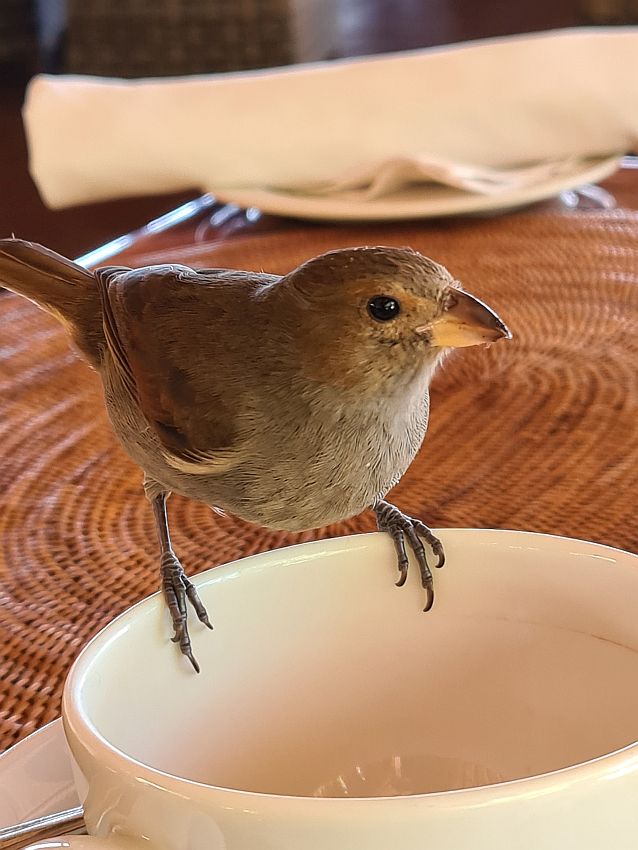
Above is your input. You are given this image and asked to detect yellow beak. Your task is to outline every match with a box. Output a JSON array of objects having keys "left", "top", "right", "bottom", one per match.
[{"left": 422, "top": 289, "right": 511, "bottom": 348}]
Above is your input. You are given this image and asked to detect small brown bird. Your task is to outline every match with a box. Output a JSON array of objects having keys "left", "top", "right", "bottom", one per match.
[{"left": 0, "top": 239, "right": 510, "bottom": 670}]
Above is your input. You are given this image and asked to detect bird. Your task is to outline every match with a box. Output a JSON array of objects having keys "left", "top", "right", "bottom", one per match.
[{"left": 0, "top": 238, "right": 510, "bottom": 671}]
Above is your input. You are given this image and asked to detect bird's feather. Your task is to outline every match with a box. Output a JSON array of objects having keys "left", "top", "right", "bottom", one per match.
[
  {"left": 96, "top": 263, "right": 276, "bottom": 475},
  {"left": 0, "top": 238, "right": 103, "bottom": 364}
]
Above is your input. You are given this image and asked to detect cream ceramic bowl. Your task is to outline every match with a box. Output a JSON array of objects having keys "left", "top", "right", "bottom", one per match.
[{"left": 27, "top": 530, "right": 638, "bottom": 850}]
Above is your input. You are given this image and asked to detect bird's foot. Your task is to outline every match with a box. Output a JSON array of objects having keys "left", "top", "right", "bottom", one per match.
[
  {"left": 374, "top": 500, "right": 445, "bottom": 612},
  {"left": 160, "top": 551, "right": 213, "bottom": 673}
]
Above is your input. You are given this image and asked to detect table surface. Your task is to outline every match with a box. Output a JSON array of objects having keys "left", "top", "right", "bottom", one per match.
[
  {"left": 2, "top": 153, "right": 638, "bottom": 756},
  {"left": 75, "top": 157, "right": 638, "bottom": 269}
]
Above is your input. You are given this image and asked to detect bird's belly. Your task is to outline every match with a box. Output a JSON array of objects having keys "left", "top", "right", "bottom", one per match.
[
  {"left": 239, "top": 459, "right": 396, "bottom": 531},
  {"left": 103, "top": 367, "right": 429, "bottom": 533},
  {"left": 211, "top": 408, "right": 429, "bottom": 531},
  {"left": 210, "top": 457, "right": 398, "bottom": 531}
]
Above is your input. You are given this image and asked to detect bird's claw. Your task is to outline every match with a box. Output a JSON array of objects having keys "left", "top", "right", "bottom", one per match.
[
  {"left": 160, "top": 551, "right": 212, "bottom": 673},
  {"left": 183, "top": 574, "right": 214, "bottom": 630},
  {"left": 411, "top": 518, "right": 445, "bottom": 570},
  {"left": 374, "top": 500, "right": 444, "bottom": 612}
]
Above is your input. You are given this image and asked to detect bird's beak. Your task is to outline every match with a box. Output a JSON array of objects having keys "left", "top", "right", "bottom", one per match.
[{"left": 420, "top": 289, "right": 512, "bottom": 348}]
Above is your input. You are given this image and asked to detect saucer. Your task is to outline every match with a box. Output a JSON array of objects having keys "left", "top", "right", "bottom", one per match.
[
  {"left": 213, "top": 155, "right": 620, "bottom": 221},
  {"left": 0, "top": 720, "right": 78, "bottom": 828}
]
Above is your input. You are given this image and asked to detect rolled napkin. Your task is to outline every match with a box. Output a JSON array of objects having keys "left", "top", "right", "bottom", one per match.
[{"left": 23, "top": 27, "right": 638, "bottom": 209}]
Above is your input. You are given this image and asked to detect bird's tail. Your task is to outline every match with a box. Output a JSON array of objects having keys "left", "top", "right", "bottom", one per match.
[{"left": 0, "top": 238, "right": 103, "bottom": 365}]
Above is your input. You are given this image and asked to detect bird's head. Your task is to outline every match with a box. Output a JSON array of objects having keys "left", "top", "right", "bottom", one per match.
[{"left": 274, "top": 246, "right": 511, "bottom": 397}]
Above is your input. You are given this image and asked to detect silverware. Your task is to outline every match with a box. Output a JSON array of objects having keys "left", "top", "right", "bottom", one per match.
[{"left": 0, "top": 807, "right": 85, "bottom": 850}]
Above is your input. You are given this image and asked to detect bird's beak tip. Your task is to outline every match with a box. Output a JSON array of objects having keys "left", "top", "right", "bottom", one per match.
[
  {"left": 495, "top": 319, "right": 513, "bottom": 341},
  {"left": 427, "top": 289, "right": 511, "bottom": 349}
]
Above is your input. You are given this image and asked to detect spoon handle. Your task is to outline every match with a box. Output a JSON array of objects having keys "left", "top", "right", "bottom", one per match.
[{"left": 0, "top": 806, "right": 85, "bottom": 850}]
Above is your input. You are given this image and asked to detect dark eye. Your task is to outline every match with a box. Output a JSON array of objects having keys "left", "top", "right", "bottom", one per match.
[{"left": 367, "top": 295, "right": 401, "bottom": 322}]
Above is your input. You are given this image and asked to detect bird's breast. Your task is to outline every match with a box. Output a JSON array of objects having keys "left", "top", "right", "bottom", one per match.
[
  {"left": 101, "top": 354, "right": 431, "bottom": 533},
  {"left": 222, "top": 387, "right": 431, "bottom": 531}
]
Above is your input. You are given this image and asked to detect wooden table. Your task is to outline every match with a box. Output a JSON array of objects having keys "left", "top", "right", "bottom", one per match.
[
  {"left": 2, "top": 149, "right": 638, "bottom": 760},
  {"left": 75, "top": 157, "right": 638, "bottom": 268}
]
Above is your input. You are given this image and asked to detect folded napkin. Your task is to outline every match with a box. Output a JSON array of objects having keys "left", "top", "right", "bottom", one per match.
[{"left": 23, "top": 27, "right": 638, "bottom": 209}]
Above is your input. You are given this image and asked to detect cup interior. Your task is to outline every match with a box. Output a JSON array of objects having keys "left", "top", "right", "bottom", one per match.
[{"left": 67, "top": 530, "right": 638, "bottom": 797}]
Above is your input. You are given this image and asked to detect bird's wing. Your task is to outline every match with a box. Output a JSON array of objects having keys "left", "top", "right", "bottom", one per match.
[{"left": 96, "top": 264, "right": 272, "bottom": 474}]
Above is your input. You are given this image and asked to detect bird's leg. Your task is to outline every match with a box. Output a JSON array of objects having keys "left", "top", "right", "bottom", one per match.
[
  {"left": 373, "top": 500, "right": 445, "bottom": 613},
  {"left": 150, "top": 491, "right": 213, "bottom": 673}
]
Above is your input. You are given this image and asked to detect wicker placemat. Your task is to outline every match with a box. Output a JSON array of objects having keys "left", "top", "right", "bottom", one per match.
[{"left": 1, "top": 209, "right": 637, "bottom": 751}]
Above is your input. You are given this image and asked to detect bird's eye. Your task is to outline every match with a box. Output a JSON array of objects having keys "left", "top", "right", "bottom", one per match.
[{"left": 367, "top": 295, "right": 401, "bottom": 322}]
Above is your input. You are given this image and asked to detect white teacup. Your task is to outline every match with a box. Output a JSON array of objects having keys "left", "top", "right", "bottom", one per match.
[{"left": 26, "top": 530, "right": 638, "bottom": 850}]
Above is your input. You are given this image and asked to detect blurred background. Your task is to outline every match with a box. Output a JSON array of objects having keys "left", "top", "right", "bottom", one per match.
[{"left": 2, "top": 0, "right": 638, "bottom": 257}]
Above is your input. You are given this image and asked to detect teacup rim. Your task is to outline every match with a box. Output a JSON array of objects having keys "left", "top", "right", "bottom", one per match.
[{"left": 63, "top": 528, "right": 638, "bottom": 806}]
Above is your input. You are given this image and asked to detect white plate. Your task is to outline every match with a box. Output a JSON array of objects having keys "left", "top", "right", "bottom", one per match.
[
  {"left": 0, "top": 720, "right": 78, "bottom": 828},
  {"left": 214, "top": 155, "right": 620, "bottom": 221}
]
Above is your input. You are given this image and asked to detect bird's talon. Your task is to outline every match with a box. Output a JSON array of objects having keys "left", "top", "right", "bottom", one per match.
[
  {"left": 423, "top": 585, "right": 434, "bottom": 613},
  {"left": 184, "top": 649, "right": 200, "bottom": 674},
  {"left": 184, "top": 579, "right": 214, "bottom": 630},
  {"left": 175, "top": 625, "right": 199, "bottom": 672},
  {"left": 159, "top": 548, "right": 211, "bottom": 671},
  {"left": 414, "top": 521, "right": 445, "bottom": 569},
  {"left": 374, "top": 500, "right": 444, "bottom": 611},
  {"left": 395, "top": 566, "right": 408, "bottom": 587}
]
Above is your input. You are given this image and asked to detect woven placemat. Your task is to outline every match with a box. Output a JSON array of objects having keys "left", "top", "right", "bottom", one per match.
[{"left": 1, "top": 209, "right": 637, "bottom": 751}]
